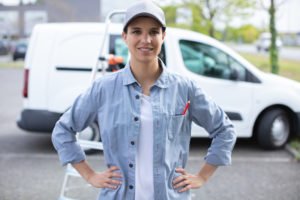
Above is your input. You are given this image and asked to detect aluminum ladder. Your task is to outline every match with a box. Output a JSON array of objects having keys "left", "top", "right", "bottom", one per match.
[{"left": 58, "top": 10, "right": 125, "bottom": 200}]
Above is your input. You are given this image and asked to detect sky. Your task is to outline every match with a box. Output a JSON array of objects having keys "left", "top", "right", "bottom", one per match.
[
  {"left": 1, "top": 0, "right": 299, "bottom": 33},
  {"left": 157, "top": 0, "right": 300, "bottom": 33},
  {"left": 245, "top": 0, "right": 300, "bottom": 33}
]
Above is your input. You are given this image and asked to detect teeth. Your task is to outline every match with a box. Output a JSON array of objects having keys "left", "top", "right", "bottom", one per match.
[{"left": 139, "top": 47, "right": 152, "bottom": 52}]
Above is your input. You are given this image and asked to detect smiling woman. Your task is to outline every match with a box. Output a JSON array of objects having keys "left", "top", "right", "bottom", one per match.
[{"left": 51, "top": 1, "right": 236, "bottom": 200}]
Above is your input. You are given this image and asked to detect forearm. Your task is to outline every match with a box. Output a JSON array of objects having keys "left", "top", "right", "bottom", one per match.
[
  {"left": 72, "top": 160, "right": 95, "bottom": 181},
  {"left": 197, "top": 162, "right": 218, "bottom": 182}
]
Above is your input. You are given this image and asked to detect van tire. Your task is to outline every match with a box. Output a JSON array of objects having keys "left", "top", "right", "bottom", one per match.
[
  {"left": 77, "top": 122, "right": 101, "bottom": 154},
  {"left": 257, "top": 109, "right": 290, "bottom": 150}
]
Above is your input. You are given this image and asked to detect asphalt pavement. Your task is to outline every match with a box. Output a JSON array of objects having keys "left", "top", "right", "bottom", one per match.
[{"left": 0, "top": 68, "right": 299, "bottom": 200}]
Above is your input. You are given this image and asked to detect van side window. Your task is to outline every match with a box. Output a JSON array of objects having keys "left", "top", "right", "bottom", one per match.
[
  {"left": 179, "top": 40, "right": 246, "bottom": 81},
  {"left": 109, "top": 35, "right": 128, "bottom": 71}
]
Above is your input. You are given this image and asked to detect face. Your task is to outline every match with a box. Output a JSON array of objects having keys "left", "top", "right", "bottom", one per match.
[{"left": 122, "top": 16, "right": 165, "bottom": 64}]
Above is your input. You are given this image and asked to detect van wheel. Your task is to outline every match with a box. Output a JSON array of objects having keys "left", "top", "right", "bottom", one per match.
[
  {"left": 257, "top": 109, "right": 290, "bottom": 150},
  {"left": 77, "top": 122, "right": 101, "bottom": 154}
]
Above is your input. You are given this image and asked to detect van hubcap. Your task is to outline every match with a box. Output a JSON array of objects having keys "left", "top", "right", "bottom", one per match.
[
  {"left": 271, "top": 115, "right": 289, "bottom": 146},
  {"left": 78, "top": 126, "right": 95, "bottom": 141}
]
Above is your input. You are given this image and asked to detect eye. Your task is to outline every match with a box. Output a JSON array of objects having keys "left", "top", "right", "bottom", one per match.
[
  {"left": 150, "top": 30, "right": 159, "bottom": 35},
  {"left": 131, "top": 30, "right": 141, "bottom": 35}
]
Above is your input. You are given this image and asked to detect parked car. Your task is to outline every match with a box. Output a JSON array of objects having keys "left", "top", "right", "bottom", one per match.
[
  {"left": 0, "top": 40, "right": 9, "bottom": 55},
  {"left": 256, "top": 32, "right": 282, "bottom": 51},
  {"left": 13, "top": 39, "right": 28, "bottom": 61},
  {"left": 17, "top": 23, "right": 300, "bottom": 150}
]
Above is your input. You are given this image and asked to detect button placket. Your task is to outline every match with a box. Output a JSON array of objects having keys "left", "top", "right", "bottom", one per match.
[{"left": 126, "top": 85, "right": 140, "bottom": 195}]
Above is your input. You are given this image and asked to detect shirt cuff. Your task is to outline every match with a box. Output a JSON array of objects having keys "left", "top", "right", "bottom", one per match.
[
  {"left": 204, "top": 151, "right": 232, "bottom": 166},
  {"left": 56, "top": 142, "right": 86, "bottom": 166}
]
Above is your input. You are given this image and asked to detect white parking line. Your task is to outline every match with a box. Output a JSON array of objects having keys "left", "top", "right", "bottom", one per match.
[
  {"left": 1, "top": 153, "right": 292, "bottom": 163},
  {"left": 188, "top": 155, "right": 292, "bottom": 163},
  {"left": 232, "top": 156, "right": 292, "bottom": 163},
  {"left": 0, "top": 153, "right": 104, "bottom": 160}
]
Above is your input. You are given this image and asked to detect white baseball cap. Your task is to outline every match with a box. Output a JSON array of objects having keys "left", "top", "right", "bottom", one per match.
[{"left": 123, "top": 1, "right": 166, "bottom": 32}]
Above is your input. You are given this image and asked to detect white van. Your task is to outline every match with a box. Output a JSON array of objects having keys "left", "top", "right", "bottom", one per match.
[{"left": 17, "top": 22, "right": 300, "bottom": 149}]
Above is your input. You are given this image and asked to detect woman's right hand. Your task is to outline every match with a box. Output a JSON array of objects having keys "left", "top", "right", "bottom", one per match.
[{"left": 86, "top": 166, "right": 123, "bottom": 189}]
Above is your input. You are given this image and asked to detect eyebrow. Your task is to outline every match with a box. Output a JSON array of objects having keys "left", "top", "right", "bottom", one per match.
[{"left": 130, "top": 27, "right": 141, "bottom": 30}]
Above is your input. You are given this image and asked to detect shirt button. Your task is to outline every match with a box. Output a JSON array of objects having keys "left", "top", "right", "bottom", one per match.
[
  {"left": 134, "top": 117, "right": 139, "bottom": 121},
  {"left": 135, "top": 95, "right": 140, "bottom": 99},
  {"left": 129, "top": 185, "right": 134, "bottom": 189},
  {"left": 129, "top": 163, "right": 133, "bottom": 168},
  {"left": 131, "top": 141, "right": 135, "bottom": 145}
]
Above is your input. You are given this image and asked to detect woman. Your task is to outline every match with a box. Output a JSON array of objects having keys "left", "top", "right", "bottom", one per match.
[{"left": 52, "top": 1, "right": 236, "bottom": 199}]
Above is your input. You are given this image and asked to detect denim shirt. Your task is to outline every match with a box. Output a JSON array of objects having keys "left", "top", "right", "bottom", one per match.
[{"left": 52, "top": 62, "right": 236, "bottom": 200}]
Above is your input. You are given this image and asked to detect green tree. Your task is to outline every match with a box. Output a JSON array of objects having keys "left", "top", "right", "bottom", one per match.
[
  {"left": 239, "top": 24, "right": 260, "bottom": 43},
  {"left": 181, "top": 0, "right": 256, "bottom": 38},
  {"left": 260, "top": 0, "right": 285, "bottom": 74},
  {"left": 162, "top": 5, "right": 177, "bottom": 25},
  {"left": 224, "top": 25, "right": 260, "bottom": 43},
  {"left": 161, "top": 4, "right": 204, "bottom": 32},
  {"left": 269, "top": 0, "right": 278, "bottom": 74}
]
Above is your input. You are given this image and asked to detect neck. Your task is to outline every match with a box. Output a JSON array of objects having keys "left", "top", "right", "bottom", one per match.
[{"left": 130, "top": 58, "right": 162, "bottom": 95}]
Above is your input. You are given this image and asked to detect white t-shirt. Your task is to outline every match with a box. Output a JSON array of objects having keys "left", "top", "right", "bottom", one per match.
[{"left": 135, "top": 94, "right": 154, "bottom": 200}]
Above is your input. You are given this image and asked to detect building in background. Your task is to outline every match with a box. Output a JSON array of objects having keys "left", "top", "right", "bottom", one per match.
[
  {"left": 0, "top": 11, "right": 19, "bottom": 36},
  {"left": 0, "top": 0, "right": 101, "bottom": 38},
  {"left": 100, "top": 0, "right": 135, "bottom": 21},
  {"left": 0, "top": 0, "right": 140, "bottom": 39},
  {"left": 24, "top": 10, "right": 47, "bottom": 35}
]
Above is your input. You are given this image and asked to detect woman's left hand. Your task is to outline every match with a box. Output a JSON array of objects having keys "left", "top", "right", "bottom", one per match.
[{"left": 172, "top": 168, "right": 206, "bottom": 193}]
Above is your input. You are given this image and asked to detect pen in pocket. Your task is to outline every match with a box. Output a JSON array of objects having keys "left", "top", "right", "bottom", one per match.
[{"left": 182, "top": 100, "right": 190, "bottom": 115}]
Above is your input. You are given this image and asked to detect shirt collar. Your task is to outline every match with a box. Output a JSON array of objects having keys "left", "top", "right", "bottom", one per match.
[
  {"left": 122, "top": 58, "right": 170, "bottom": 88},
  {"left": 122, "top": 64, "right": 137, "bottom": 86}
]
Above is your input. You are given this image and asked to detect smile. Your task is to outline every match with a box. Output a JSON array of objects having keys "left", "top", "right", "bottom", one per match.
[{"left": 138, "top": 47, "right": 154, "bottom": 52}]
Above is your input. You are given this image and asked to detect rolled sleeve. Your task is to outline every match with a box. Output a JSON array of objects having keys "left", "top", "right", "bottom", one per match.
[
  {"left": 51, "top": 81, "right": 100, "bottom": 166},
  {"left": 56, "top": 142, "right": 86, "bottom": 166},
  {"left": 204, "top": 126, "right": 236, "bottom": 166},
  {"left": 51, "top": 119, "right": 87, "bottom": 166},
  {"left": 189, "top": 80, "right": 236, "bottom": 166}
]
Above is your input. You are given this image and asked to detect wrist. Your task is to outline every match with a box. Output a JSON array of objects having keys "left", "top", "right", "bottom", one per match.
[
  {"left": 84, "top": 170, "right": 96, "bottom": 182},
  {"left": 72, "top": 160, "right": 95, "bottom": 181},
  {"left": 197, "top": 163, "right": 218, "bottom": 183},
  {"left": 197, "top": 172, "right": 208, "bottom": 183}
]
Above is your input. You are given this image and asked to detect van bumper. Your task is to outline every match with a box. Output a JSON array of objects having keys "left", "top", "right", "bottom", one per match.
[{"left": 17, "top": 109, "right": 61, "bottom": 133}]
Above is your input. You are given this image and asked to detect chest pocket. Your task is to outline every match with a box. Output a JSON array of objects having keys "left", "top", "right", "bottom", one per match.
[{"left": 168, "top": 114, "right": 186, "bottom": 140}]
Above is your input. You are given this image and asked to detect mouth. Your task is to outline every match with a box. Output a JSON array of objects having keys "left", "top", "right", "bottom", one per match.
[{"left": 137, "top": 47, "right": 154, "bottom": 52}]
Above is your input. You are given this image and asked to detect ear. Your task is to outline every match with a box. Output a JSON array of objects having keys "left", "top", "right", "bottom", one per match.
[
  {"left": 162, "top": 31, "right": 166, "bottom": 41},
  {"left": 122, "top": 32, "right": 127, "bottom": 43}
]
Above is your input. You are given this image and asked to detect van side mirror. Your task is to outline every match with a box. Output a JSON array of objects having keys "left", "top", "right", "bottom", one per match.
[{"left": 230, "top": 68, "right": 239, "bottom": 80}]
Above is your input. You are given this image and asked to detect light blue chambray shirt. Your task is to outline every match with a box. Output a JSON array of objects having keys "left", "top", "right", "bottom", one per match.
[{"left": 52, "top": 61, "right": 236, "bottom": 200}]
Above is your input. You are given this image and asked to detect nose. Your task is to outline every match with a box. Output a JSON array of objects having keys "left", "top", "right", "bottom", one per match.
[{"left": 141, "top": 33, "right": 151, "bottom": 43}]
